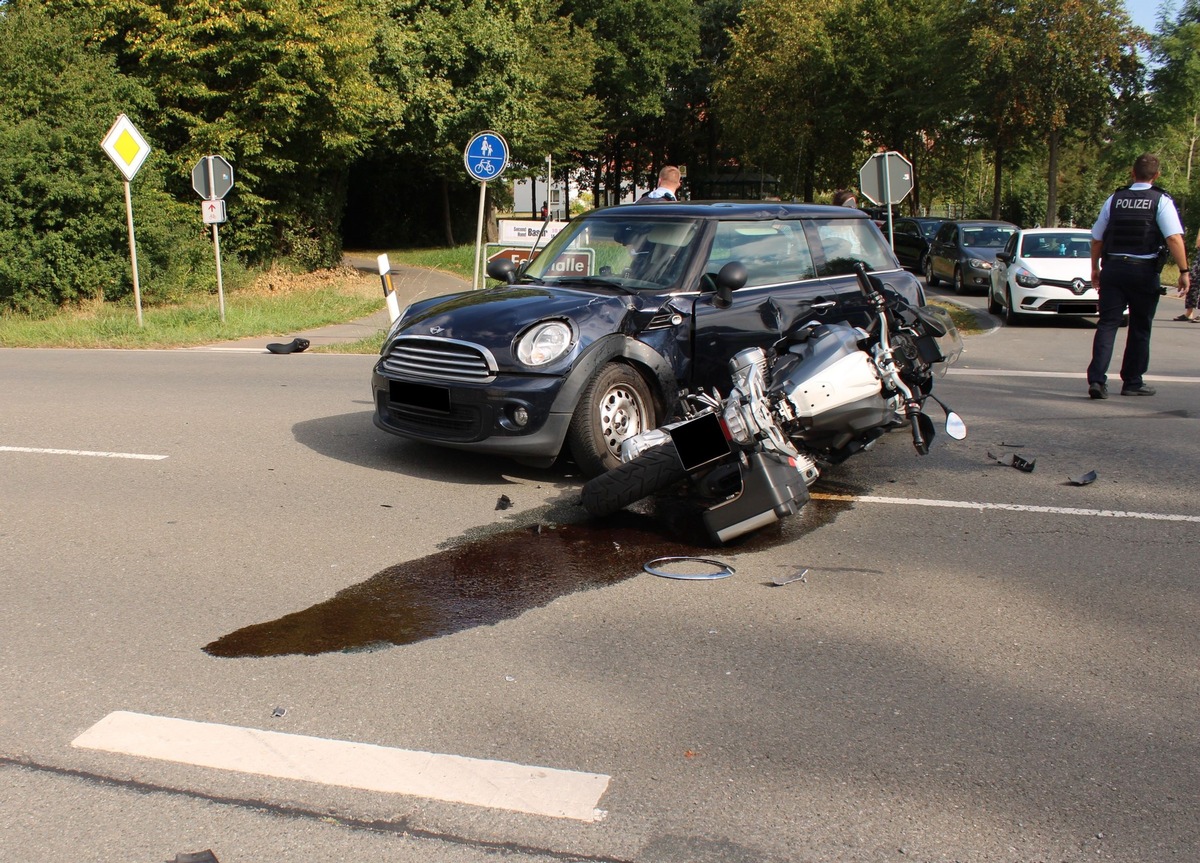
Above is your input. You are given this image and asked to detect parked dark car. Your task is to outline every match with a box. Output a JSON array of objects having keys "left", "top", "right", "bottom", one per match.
[
  {"left": 889, "top": 217, "right": 946, "bottom": 278},
  {"left": 927, "top": 219, "right": 1018, "bottom": 294},
  {"left": 372, "top": 201, "right": 925, "bottom": 477}
]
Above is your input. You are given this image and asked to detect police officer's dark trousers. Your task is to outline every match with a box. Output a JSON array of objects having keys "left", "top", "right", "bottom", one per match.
[{"left": 1087, "top": 258, "right": 1161, "bottom": 388}]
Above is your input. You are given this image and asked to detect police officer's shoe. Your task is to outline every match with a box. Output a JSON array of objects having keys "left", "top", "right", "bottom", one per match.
[
  {"left": 1120, "top": 383, "right": 1156, "bottom": 396},
  {"left": 1088, "top": 382, "right": 1108, "bottom": 399}
]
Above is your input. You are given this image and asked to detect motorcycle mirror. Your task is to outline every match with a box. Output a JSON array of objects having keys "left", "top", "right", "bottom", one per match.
[{"left": 944, "top": 411, "right": 967, "bottom": 440}]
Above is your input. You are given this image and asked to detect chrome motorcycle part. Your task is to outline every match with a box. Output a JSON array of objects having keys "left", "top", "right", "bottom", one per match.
[{"left": 643, "top": 557, "right": 736, "bottom": 580}]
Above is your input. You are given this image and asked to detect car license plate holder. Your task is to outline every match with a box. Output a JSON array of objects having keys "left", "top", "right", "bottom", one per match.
[
  {"left": 669, "top": 411, "right": 732, "bottom": 472},
  {"left": 391, "top": 381, "right": 451, "bottom": 414}
]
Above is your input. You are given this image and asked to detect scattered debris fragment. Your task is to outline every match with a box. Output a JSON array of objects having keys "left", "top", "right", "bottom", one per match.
[
  {"left": 495, "top": 494, "right": 512, "bottom": 510},
  {"left": 171, "top": 852, "right": 219, "bottom": 863},
  {"left": 271, "top": 706, "right": 286, "bottom": 718},
  {"left": 265, "top": 337, "right": 310, "bottom": 354},
  {"left": 1068, "top": 470, "right": 1098, "bottom": 486},
  {"left": 643, "top": 556, "right": 735, "bottom": 580},
  {"left": 988, "top": 451, "right": 1036, "bottom": 472},
  {"left": 772, "top": 568, "right": 809, "bottom": 587}
]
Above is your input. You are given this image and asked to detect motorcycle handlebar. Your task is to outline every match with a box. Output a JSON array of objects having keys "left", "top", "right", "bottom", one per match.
[{"left": 852, "top": 263, "right": 878, "bottom": 298}]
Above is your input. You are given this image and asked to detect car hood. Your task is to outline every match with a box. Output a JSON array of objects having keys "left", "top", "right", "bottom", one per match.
[
  {"left": 1016, "top": 257, "right": 1092, "bottom": 279},
  {"left": 964, "top": 248, "right": 1003, "bottom": 263},
  {"left": 392, "top": 284, "right": 645, "bottom": 364}
]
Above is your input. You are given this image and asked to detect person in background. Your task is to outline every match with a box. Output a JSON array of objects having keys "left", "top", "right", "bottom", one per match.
[
  {"left": 1086, "top": 153, "right": 1189, "bottom": 399},
  {"left": 832, "top": 189, "right": 858, "bottom": 208},
  {"left": 640, "top": 166, "right": 682, "bottom": 201},
  {"left": 1178, "top": 227, "right": 1200, "bottom": 322}
]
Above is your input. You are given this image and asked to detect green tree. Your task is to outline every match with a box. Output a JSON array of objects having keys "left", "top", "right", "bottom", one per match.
[
  {"left": 50, "top": 0, "right": 387, "bottom": 267},
  {"left": 560, "top": 0, "right": 700, "bottom": 203},
  {"left": 0, "top": 3, "right": 211, "bottom": 313},
  {"left": 373, "top": 0, "right": 601, "bottom": 244}
]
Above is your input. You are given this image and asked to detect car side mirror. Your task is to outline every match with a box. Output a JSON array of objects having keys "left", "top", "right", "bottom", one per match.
[
  {"left": 486, "top": 258, "right": 518, "bottom": 284},
  {"left": 995, "top": 251, "right": 1010, "bottom": 263},
  {"left": 712, "top": 262, "right": 748, "bottom": 308}
]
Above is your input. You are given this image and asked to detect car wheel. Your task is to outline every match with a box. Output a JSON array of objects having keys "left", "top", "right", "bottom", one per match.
[
  {"left": 567, "top": 362, "right": 656, "bottom": 478},
  {"left": 1004, "top": 287, "right": 1022, "bottom": 325},
  {"left": 953, "top": 267, "right": 966, "bottom": 295},
  {"left": 987, "top": 283, "right": 1002, "bottom": 315},
  {"left": 925, "top": 257, "right": 939, "bottom": 287}
]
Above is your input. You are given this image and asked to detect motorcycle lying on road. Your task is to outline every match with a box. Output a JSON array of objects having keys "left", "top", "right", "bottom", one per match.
[{"left": 581, "top": 263, "right": 967, "bottom": 543}]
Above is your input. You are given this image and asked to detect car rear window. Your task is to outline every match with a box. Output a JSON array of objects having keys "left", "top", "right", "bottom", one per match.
[{"left": 811, "top": 218, "right": 896, "bottom": 276}]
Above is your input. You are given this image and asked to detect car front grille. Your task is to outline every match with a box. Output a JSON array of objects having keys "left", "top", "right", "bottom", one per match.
[
  {"left": 1040, "top": 277, "right": 1092, "bottom": 294},
  {"left": 379, "top": 398, "right": 485, "bottom": 441},
  {"left": 379, "top": 336, "right": 497, "bottom": 383}
]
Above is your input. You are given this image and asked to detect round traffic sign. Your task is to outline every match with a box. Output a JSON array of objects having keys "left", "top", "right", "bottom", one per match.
[{"left": 464, "top": 131, "right": 509, "bottom": 182}]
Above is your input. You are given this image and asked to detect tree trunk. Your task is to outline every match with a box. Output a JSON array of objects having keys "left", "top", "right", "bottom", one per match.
[
  {"left": 440, "top": 177, "right": 455, "bottom": 247},
  {"left": 1045, "top": 129, "right": 1060, "bottom": 227},
  {"left": 991, "top": 146, "right": 1003, "bottom": 220}
]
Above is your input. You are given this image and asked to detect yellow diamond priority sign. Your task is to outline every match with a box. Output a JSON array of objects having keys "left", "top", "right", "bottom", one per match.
[{"left": 101, "top": 114, "right": 151, "bottom": 181}]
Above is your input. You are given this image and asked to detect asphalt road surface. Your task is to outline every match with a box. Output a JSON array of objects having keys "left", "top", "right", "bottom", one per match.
[{"left": 2, "top": 300, "right": 1198, "bottom": 863}]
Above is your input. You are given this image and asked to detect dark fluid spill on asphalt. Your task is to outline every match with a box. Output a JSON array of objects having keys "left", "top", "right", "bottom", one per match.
[{"left": 205, "top": 487, "right": 861, "bottom": 659}]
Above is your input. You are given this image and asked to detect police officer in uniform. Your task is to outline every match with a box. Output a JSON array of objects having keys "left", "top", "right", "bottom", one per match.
[{"left": 1087, "top": 153, "right": 1189, "bottom": 399}]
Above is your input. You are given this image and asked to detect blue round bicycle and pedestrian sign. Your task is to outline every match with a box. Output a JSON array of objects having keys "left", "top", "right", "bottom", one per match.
[{"left": 464, "top": 130, "right": 509, "bottom": 182}]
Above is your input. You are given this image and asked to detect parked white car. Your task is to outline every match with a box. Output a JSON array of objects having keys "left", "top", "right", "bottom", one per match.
[{"left": 988, "top": 228, "right": 1107, "bottom": 324}]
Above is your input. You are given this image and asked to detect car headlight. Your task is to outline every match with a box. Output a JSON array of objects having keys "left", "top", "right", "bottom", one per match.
[
  {"left": 516, "top": 320, "right": 574, "bottom": 366},
  {"left": 969, "top": 257, "right": 993, "bottom": 270},
  {"left": 1014, "top": 267, "right": 1040, "bottom": 288}
]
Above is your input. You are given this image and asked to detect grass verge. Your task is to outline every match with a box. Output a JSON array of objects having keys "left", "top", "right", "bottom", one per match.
[{"left": 0, "top": 267, "right": 383, "bottom": 350}]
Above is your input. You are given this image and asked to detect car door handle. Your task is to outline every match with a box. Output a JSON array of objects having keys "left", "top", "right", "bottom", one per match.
[{"left": 811, "top": 300, "right": 838, "bottom": 312}]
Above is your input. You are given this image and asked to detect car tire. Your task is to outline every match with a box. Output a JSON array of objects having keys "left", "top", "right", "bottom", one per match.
[
  {"left": 1004, "top": 287, "right": 1022, "bottom": 325},
  {"left": 953, "top": 267, "right": 966, "bottom": 295},
  {"left": 567, "top": 362, "right": 656, "bottom": 478},
  {"left": 580, "top": 441, "right": 688, "bottom": 516},
  {"left": 987, "top": 284, "right": 1002, "bottom": 315},
  {"left": 925, "top": 257, "right": 939, "bottom": 287}
]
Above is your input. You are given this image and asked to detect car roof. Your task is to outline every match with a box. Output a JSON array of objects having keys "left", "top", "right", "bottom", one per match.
[
  {"left": 586, "top": 200, "right": 869, "bottom": 220},
  {"left": 1017, "top": 227, "right": 1091, "bottom": 234},
  {"left": 952, "top": 220, "right": 1017, "bottom": 226}
]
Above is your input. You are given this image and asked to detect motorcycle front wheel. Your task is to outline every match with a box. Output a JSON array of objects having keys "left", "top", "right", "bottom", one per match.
[{"left": 580, "top": 442, "right": 688, "bottom": 516}]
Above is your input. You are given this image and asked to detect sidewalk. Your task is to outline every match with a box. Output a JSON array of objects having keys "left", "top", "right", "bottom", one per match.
[{"left": 194, "top": 260, "right": 470, "bottom": 352}]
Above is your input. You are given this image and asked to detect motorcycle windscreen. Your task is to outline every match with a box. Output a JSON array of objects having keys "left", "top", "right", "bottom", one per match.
[{"left": 668, "top": 412, "right": 732, "bottom": 472}]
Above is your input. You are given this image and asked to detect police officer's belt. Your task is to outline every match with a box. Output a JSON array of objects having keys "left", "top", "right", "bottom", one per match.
[{"left": 1105, "top": 254, "right": 1155, "bottom": 265}]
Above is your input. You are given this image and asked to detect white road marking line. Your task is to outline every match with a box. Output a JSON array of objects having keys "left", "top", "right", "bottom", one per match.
[
  {"left": 947, "top": 368, "right": 1200, "bottom": 384},
  {"left": 72, "top": 711, "right": 610, "bottom": 822},
  {"left": 0, "top": 446, "right": 167, "bottom": 461},
  {"left": 811, "top": 493, "right": 1200, "bottom": 523}
]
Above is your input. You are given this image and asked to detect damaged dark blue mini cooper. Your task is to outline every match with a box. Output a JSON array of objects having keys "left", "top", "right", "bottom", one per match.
[{"left": 372, "top": 201, "right": 925, "bottom": 476}]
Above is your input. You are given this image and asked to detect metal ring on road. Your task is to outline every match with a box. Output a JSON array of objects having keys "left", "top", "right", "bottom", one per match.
[{"left": 643, "top": 557, "right": 735, "bottom": 580}]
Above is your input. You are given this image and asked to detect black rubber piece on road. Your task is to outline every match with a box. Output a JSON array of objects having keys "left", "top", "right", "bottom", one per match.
[
  {"left": 266, "top": 337, "right": 311, "bottom": 354},
  {"left": 581, "top": 442, "right": 689, "bottom": 516}
]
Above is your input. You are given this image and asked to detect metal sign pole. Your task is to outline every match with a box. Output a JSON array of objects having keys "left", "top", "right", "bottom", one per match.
[
  {"left": 205, "top": 157, "right": 226, "bottom": 322},
  {"left": 473, "top": 181, "right": 488, "bottom": 291},
  {"left": 882, "top": 154, "right": 895, "bottom": 249},
  {"left": 123, "top": 179, "right": 144, "bottom": 328}
]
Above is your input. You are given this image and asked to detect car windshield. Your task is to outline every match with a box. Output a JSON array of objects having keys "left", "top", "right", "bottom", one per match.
[
  {"left": 961, "top": 226, "right": 1015, "bottom": 249},
  {"left": 522, "top": 217, "right": 702, "bottom": 290},
  {"left": 812, "top": 218, "right": 897, "bottom": 276},
  {"left": 1021, "top": 233, "right": 1091, "bottom": 259}
]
